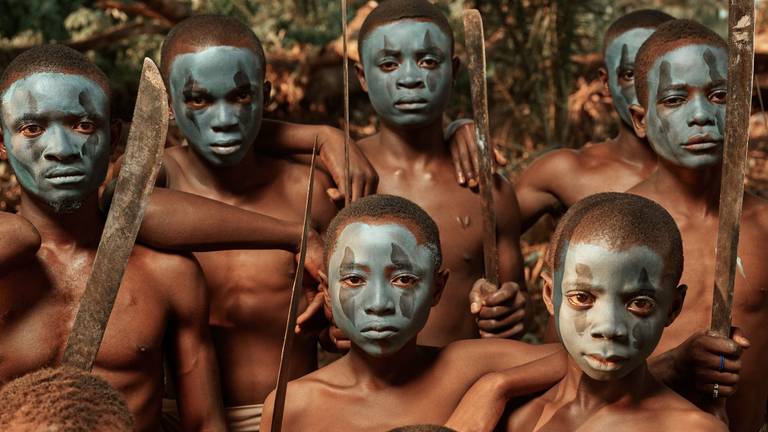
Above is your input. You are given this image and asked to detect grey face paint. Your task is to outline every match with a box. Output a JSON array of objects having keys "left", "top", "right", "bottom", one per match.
[
  {"left": 168, "top": 46, "right": 265, "bottom": 167},
  {"left": 603, "top": 28, "right": 655, "bottom": 126},
  {"left": 361, "top": 20, "right": 453, "bottom": 130},
  {"left": 1, "top": 73, "right": 110, "bottom": 212},
  {"left": 556, "top": 243, "right": 670, "bottom": 381},
  {"left": 644, "top": 44, "right": 727, "bottom": 169},
  {"left": 328, "top": 222, "right": 437, "bottom": 357}
]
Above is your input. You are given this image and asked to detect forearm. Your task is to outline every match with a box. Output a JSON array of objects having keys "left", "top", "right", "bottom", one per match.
[
  {"left": 138, "top": 187, "right": 302, "bottom": 252},
  {"left": 260, "top": 119, "right": 339, "bottom": 155},
  {"left": 175, "top": 333, "right": 227, "bottom": 431}
]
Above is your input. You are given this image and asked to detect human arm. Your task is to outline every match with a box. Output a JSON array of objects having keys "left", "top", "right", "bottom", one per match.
[
  {"left": 470, "top": 177, "right": 529, "bottom": 339},
  {"left": 514, "top": 150, "right": 574, "bottom": 232},
  {"left": 259, "top": 119, "right": 378, "bottom": 202},
  {"left": 0, "top": 212, "right": 40, "bottom": 274},
  {"left": 444, "top": 349, "right": 567, "bottom": 432},
  {"left": 445, "top": 119, "right": 508, "bottom": 187},
  {"left": 167, "top": 255, "right": 227, "bottom": 431}
]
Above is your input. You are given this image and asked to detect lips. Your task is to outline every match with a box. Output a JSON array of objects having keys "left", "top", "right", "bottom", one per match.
[
  {"left": 583, "top": 353, "right": 628, "bottom": 371},
  {"left": 682, "top": 134, "right": 722, "bottom": 151},
  {"left": 394, "top": 97, "right": 428, "bottom": 110},
  {"left": 45, "top": 168, "right": 87, "bottom": 185},
  {"left": 209, "top": 139, "right": 243, "bottom": 155},
  {"left": 360, "top": 325, "right": 400, "bottom": 340}
]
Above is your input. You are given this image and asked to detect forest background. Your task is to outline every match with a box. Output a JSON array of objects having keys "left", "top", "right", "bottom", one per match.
[{"left": 1, "top": 0, "right": 767, "bottom": 339}]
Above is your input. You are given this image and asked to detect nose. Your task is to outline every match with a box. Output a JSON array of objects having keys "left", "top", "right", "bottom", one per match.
[
  {"left": 687, "top": 93, "right": 717, "bottom": 127},
  {"left": 589, "top": 304, "right": 628, "bottom": 342},
  {"left": 210, "top": 101, "right": 239, "bottom": 131},
  {"left": 362, "top": 283, "right": 396, "bottom": 316},
  {"left": 42, "top": 126, "right": 81, "bottom": 163},
  {"left": 396, "top": 61, "right": 425, "bottom": 89}
]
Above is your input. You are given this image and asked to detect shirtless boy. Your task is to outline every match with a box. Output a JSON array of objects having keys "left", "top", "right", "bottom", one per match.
[
  {"left": 515, "top": 10, "right": 672, "bottom": 231},
  {"left": 628, "top": 19, "right": 767, "bottom": 431},
  {"left": 501, "top": 192, "right": 724, "bottom": 431},
  {"left": 0, "top": 45, "right": 225, "bottom": 431},
  {"left": 354, "top": 0, "right": 527, "bottom": 345},
  {"left": 157, "top": 15, "right": 340, "bottom": 429},
  {"left": 261, "top": 194, "right": 561, "bottom": 431}
]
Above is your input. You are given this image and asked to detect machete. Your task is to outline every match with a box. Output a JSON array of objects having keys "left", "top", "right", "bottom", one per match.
[
  {"left": 463, "top": 9, "right": 499, "bottom": 286},
  {"left": 270, "top": 141, "right": 317, "bottom": 432},
  {"left": 62, "top": 58, "right": 169, "bottom": 370},
  {"left": 710, "top": 0, "right": 756, "bottom": 336}
]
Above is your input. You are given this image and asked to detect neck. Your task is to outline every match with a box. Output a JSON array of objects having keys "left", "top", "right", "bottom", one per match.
[
  {"left": 378, "top": 119, "right": 447, "bottom": 163},
  {"left": 647, "top": 159, "right": 722, "bottom": 216},
  {"left": 555, "top": 357, "right": 653, "bottom": 411},
  {"left": 185, "top": 140, "right": 275, "bottom": 194},
  {"left": 18, "top": 190, "right": 102, "bottom": 247},
  {"left": 612, "top": 121, "right": 656, "bottom": 169},
  {"left": 345, "top": 340, "right": 425, "bottom": 388}
]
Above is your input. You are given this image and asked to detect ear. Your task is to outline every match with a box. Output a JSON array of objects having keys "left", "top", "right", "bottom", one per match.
[
  {"left": 110, "top": 119, "right": 123, "bottom": 146},
  {"left": 451, "top": 56, "right": 461, "bottom": 81},
  {"left": 0, "top": 127, "right": 6, "bottom": 161},
  {"left": 431, "top": 268, "right": 450, "bottom": 306},
  {"left": 665, "top": 284, "right": 687, "bottom": 326},
  {"left": 355, "top": 63, "right": 368, "bottom": 93},
  {"left": 262, "top": 80, "right": 272, "bottom": 108},
  {"left": 598, "top": 67, "right": 609, "bottom": 93},
  {"left": 629, "top": 104, "right": 648, "bottom": 139},
  {"left": 541, "top": 271, "right": 555, "bottom": 316}
]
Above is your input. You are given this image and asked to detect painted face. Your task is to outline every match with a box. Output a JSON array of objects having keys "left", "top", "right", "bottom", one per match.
[
  {"left": 552, "top": 243, "right": 672, "bottom": 381},
  {"left": 361, "top": 20, "right": 453, "bottom": 129},
  {"left": 644, "top": 44, "right": 727, "bottom": 168},
  {"left": 327, "top": 222, "right": 437, "bottom": 357},
  {"left": 604, "top": 28, "right": 655, "bottom": 126},
  {"left": 0, "top": 73, "right": 110, "bottom": 212},
  {"left": 168, "top": 46, "right": 264, "bottom": 166}
]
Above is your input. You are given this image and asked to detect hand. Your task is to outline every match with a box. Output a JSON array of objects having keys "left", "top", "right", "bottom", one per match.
[
  {"left": 444, "top": 372, "right": 509, "bottom": 432},
  {"left": 316, "top": 126, "right": 378, "bottom": 203},
  {"left": 301, "top": 227, "right": 324, "bottom": 283},
  {"left": 446, "top": 120, "right": 508, "bottom": 188},
  {"left": 469, "top": 278, "right": 527, "bottom": 339},
  {"left": 295, "top": 290, "right": 328, "bottom": 337},
  {"left": 672, "top": 327, "right": 750, "bottom": 403}
]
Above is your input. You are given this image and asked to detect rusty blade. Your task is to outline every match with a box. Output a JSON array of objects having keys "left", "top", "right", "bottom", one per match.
[
  {"left": 463, "top": 9, "right": 498, "bottom": 286},
  {"left": 62, "top": 58, "right": 168, "bottom": 370},
  {"left": 270, "top": 140, "right": 317, "bottom": 432},
  {"left": 342, "top": 0, "right": 352, "bottom": 206},
  {"left": 710, "top": 0, "right": 755, "bottom": 336}
]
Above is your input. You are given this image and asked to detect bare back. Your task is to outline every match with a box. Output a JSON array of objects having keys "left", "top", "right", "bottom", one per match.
[
  {"left": 357, "top": 135, "right": 525, "bottom": 346},
  {"left": 163, "top": 146, "right": 337, "bottom": 405}
]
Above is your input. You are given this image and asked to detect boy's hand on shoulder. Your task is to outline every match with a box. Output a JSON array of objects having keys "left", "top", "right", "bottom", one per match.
[
  {"left": 316, "top": 126, "right": 378, "bottom": 203},
  {"left": 446, "top": 120, "right": 508, "bottom": 188},
  {"left": 469, "top": 278, "right": 527, "bottom": 339}
]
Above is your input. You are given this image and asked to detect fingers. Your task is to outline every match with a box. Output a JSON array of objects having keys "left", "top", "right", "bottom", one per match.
[
  {"left": 326, "top": 187, "right": 344, "bottom": 203},
  {"left": 329, "top": 326, "right": 351, "bottom": 351},
  {"left": 694, "top": 381, "right": 738, "bottom": 398},
  {"left": 698, "top": 332, "right": 743, "bottom": 358},
  {"left": 730, "top": 326, "right": 751, "bottom": 349},
  {"left": 479, "top": 321, "right": 525, "bottom": 339},
  {"left": 363, "top": 170, "right": 378, "bottom": 197},
  {"left": 450, "top": 141, "right": 467, "bottom": 185},
  {"left": 465, "top": 128, "right": 480, "bottom": 183},
  {"left": 477, "top": 308, "right": 525, "bottom": 332},
  {"left": 469, "top": 278, "right": 496, "bottom": 314},
  {"left": 477, "top": 305, "right": 513, "bottom": 319},
  {"left": 456, "top": 133, "right": 476, "bottom": 188},
  {"left": 692, "top": 367, "right": 740, "bottom": 386},
  {"left": 484, "top": 282, "right": 521, "bottom": 306},
  {"left": 295, "top": 294, "right": 325, "bottom": 334},
  {"left": 493, "top": 147, "right": 509, "bottom": 167}
]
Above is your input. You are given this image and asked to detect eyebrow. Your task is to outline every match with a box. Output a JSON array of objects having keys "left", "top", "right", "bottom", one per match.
[
  {"left": 564, "top": 281, "right": 604, "bottom": 292},
  {"left": 415, "top": 46, "right": 445, "bottom": 57},
  {"left": 375, "top": 48, "right": 401, "bottom": 59},
  {"left": 657, "top": 83, "right": 688, "bottom": 95}
]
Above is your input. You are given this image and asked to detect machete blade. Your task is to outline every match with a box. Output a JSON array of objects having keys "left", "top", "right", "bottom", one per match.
[{"left": 63, "top": 58, "right": 169, "bottom": 370}]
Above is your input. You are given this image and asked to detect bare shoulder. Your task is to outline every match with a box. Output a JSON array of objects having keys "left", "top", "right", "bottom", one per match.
[
  {"left": 743, "top": 192, "right": 768, "bottom": 228},
  {"left": 518, "top": 148, "right": 582, "bottom": 185},
  {"left": 127, "top": 245, "right": 205, "bottom": 305},
  {"left": 640, "top": 386, "right": 726, "bottom": 431},
  {"left": 0, "top": 212, "right": 41, "bottom": 269}
]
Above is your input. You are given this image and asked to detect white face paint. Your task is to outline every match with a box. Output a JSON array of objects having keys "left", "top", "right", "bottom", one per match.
[
  {"left": 604, "top": 28, "right": 655, "bottom": 126},
  {"left": 554, "top": 243, "right": 671, "bottom": 381},
  {"left": 328, "top": 222, "right": 437, "bottom": 357}
]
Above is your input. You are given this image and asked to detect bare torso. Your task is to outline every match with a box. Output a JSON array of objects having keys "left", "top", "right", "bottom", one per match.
[
  {"left": 629, "top": 181, "right": 768, "bottom": 432},
  {"left": 357, "top": 133, "right": 524, "bottom": 346},
  {"left": 516, "top": 136, "right": 656, "bottom": 230},
  {"left": 163, "top": 146, "right": 336, "bottom": 405},
  {"left": 0, "top": 234, "right": 194, "bottom": 432}
]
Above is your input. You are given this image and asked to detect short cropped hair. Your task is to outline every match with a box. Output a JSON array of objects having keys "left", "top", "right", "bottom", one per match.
[
  {"left": 603, "top": 9, "right": 674, "bottom": 54},
  {"left": 0, "top": 44, "right": 110, "bottom": 98},
  {"left": 0, "top": 367, "right": 134, "bottom": 431},
  {"left": 547, "top": 193, "right": 683, "bottom": 287},
  {"left": 634, "top": 19, "right": 726, "bottom": 107},
  {"left": 358, "top": 0, "right": 454, "bottom": 63},
  {"left": 160, "top": 14, "right": 266, "bottom": 81},
  {"left": 324, "top": 194, "right": 442, "bottom": 269}
]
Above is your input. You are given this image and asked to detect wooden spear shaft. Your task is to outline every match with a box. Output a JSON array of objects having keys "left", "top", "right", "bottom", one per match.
[{"left": 710, "top": 0, "right": 756, "bottom": 336}]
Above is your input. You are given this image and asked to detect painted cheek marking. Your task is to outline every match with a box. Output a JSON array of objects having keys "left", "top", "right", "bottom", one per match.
[
  {"left": 399, "top": 290, "right": 414, "bottom": 319},
  {"left": 572, "top": 263, "right": 592, "bottom": 335},
  {"left": 573, "top": 310, "right": 588, "bottom": 336},
  {"left": 631, "top": 319, "right": 651, "bottom": 350},
  {"left": 655, "top": 60, "right": 673, "bottom": 135},
  {"left": 423, "top": 30, "right": 439, "bottom": 92},
  {"left": 338, "top": 247, "right": 358, "bottom": 325},
  {"left": 233, "top": 68, "right": 253, "bottom": 118}
]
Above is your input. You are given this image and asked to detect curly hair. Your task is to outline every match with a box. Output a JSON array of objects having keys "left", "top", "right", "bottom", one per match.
[
  {"left": 547, "top": 192, "right": 683, "bottom": 287},
  {"left": 324, "top": 194, "right": 442, "bottom": 269},
  {"left": 0, "top": 367, "right": 134, "bottom": 431},
  {"left": 634, "top": 19, "right": 726, "bottom": 107}
]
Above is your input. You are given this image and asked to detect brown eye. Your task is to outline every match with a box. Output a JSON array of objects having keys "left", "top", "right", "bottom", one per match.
[
  {"left": 379, "top": 61, "right": 398, "bottom": 72},
  {"left": 710, "top": 90, "right": 726, "bottom": 104},
  {"left": 74, "top": 121, "right": 96, "bottom": 134},
  {"left": 186, "top": 96, "right": 209, "bottom": 110},
  {"left": 621, "top": 70, "right": 634, "bottom": 81},
  {"left": 627, "top": 297, "right": 656, "bottom": 317},
  {"left": 566, "top": 292, "right": 594, "bottom": 308},
  {"left": 235, "top": 91, "right": 253, "bottom": 104},
  {"left": 661, "top": 96, "right": 685, "bottom": 108},
  {"left": 341, "top": 275, "right": 365, "bottom": 287},
  {"left": 392, "top": 274, "right": 419, "bottom": 288},
  {"left": 20, "top": 124, "right": 43, "bottom": 138},
  {"left": 419, "top": 58, "right": 439, "bottom": 69}
]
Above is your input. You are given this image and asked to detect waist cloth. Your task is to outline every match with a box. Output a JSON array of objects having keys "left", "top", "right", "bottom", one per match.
[{"left": 160, "top": 398, "right": 263, "bottom": 432}]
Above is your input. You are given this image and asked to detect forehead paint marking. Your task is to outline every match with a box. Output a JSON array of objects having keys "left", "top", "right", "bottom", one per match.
[
  {"left": 617, "top": 44, "right": 635, "bottom": 104},
  {"left": 338, "top": 247, "right": 358, "bottom": 325},
  {"left": 703, "top": 49, "right": 724, "bottom": 83},
  {"left": 575, "top": 263, "right": 593, "bottom": 281},
  {"left": 654, "top": 60, "right": 673, "bottom": 135},
  {"left": 25, "top": 89, "right": 38, "bottom": 114},
  {"left": 390, "top": 243, "right": 414, "bottom": 271},
  {"left": 638, "top": 267, "right": 651, "bottom": 286},
  {"left": 78, "top": 91, "right": 97, "bottom": 116},
  {"left": 383, "top": 35, "right": 392, "bottom": 50}
]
